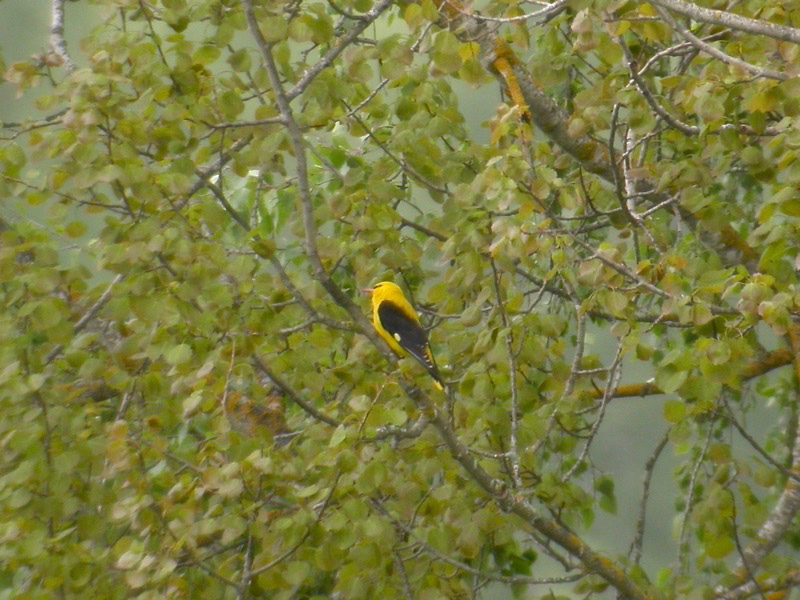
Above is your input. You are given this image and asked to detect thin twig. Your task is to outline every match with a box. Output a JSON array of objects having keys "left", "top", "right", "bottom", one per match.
[
  {"left": 204, "top": 117, "right": 285, "bottom": 130},
  {"left": 677, "top": 412, "right": 716, "bottom": 573},
  {"left": 371, "top": 498, "right": 583, "bottom": 586},
  {"left": 622, "top": 43, "right": 699, "bottom": 136},
  {"left": 531, "top": 304, "right": 585, "bottom": 456},
  {"left": 570, "top": 235, "right": 670, "bottom": 299},
  {"left": 252, "top": 355, "right": 341, "bottom": 427},
  {"left": 630, "top": 431, "right": 669, "bottom": 565},
  {"left": 393, "top": 550, "right": 415, "bottom": 600},
  {"left": 400, "top": 218, "right": 448, "bottom": 242},
  {"left": 637, "top": 32, "right": 726, "bottom": 75},
  {"left": 441, "top": 0, "right": 569, "bottom": 24},
  {"left": 345, "top": 109, "right": 449, "bottom": 195},
  {"left": 249, "top": 471, "right": 342, "bottom": 577},
  {"left": 490, "top": 259, "right": 522, "bottom": 488},
  {"left": 221, "top": 341, "right": 236, "bottom": 417},
  {"left": 561, "top": 342, "right": 625, "bottom": 482},
  {"left": 237, "top": 517, "right": 255, "bottom": 600},
  {"left": 268, "top": 256, "right": 354, "bottom": 332},
  {"left": 345, "top": 79, "right": 390, "bottom": 117},
  {"left": 285, "top": 0, "right": 396, "bottom": 101},
  {"left": 203, "top": 177, "right": 251, "bottom": 231},
  {"left": 371, "top": 417, "right": 430, "bottom": 441},
  {"left": 734, "top": 390, "right": 800, "bottom": 573},
  {"left": 45, "top": 274, "right": 124, "bottom": 364},
  {"left": 722, "top": 398, "right": 800, "bottom": 484},
  {"left": 178, "top": 136, "right": 253, "bottom": 209}
]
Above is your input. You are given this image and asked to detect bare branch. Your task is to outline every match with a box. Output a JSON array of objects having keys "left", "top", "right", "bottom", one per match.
[
  {"left": 490, "top": 259, "right": 522, "bottom": 487},
  {"left": 630, "top": 431, "right": 669, "bottom": 565},
  {"left": 561, "top": 341, "right": 625, "bottom": 482},
  {"left": 252, "top": 355, "right": 341, "bottom": 427},
  {"left": 441, "top": 0, "right": 569, "bottom": 24},
  {"left": 636, "top": 31, "right": 727, "bottom": 76},
  {"left": 204, "top": 117, "right": 285, "bottom": 130},
  {"left": 582, "top": 347, "right": 793, "bottom": 402},
  {"left": 654, "top": 5, "right": 788, "bottom": 81},
  {"left": 371, "top": 498, "right": 584, "bottom": 587},
  {"left": 50, "top": 0, "right": 76, "bottom": 72},
  {"left": 202, "top": 177, "right": 251, "bottom": 232},
  {"left": 285, "top": 0, "right": 396, "bottom": 102},
  {"left": 400, "top": 218, "right": 448, "bottom": 242},
  {"left": 728, "top": 326, "right": 800, "bottom": 577},
  {"left": 345, "top": 78, "right": 390, "bottom": 117},
  {"left": 268, "top": 256, "right": 354, "bottom": 332},
  {"left": 622, "top": 44, "right": 699, "bottom": 136},
  {"left": 242, "top": 0, "right": 386, "bottom": 356},
  {"left": 371, "top": 417, "right": 430, "bottom": 441},
  {"left": 393, "top": 550, "right": 415, "bottom": 600},
  {"left": 719, "top": 567, "right": 800, "bottom": 600},
  {"left": 179, "top": 136, "right": 253, "bottom": 209},
  {"left": 570, "top": 235, "right": 670, "bottom": 299},
  {"left": 45, "top": 274, "right": 125, "bottom": 364},
  {"left": 678, "top": 411, "right": 716, "bottom": 573},
  {"left": 650, "top": 0, "right": 800, "bottom": 45},
  {"left": 248, "top": 472, "right": 342, "bottom": 578}
]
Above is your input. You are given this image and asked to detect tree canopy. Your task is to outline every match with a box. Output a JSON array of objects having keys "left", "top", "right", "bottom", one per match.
[{"left": 2, "top": 0, "right": 800, "bottom": 597}]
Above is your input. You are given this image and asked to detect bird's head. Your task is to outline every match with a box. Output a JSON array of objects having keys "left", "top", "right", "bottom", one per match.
[{"left": 362, "top": 281, "right": 401, "bottom": 301}]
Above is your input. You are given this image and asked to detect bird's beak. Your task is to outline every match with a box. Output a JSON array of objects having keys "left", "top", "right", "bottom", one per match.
[{"left": 362, "top": 288, "right": 374, "bottom": 296}]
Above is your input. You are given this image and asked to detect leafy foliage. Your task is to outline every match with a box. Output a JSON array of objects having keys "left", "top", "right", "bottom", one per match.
[{"left": 2, "top": 0, "right": 800, "bottom": 598}]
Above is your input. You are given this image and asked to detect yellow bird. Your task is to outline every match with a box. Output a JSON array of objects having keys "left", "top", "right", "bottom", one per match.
[{"left": 363, "top": 281, "right": 445, "bottom": 391}]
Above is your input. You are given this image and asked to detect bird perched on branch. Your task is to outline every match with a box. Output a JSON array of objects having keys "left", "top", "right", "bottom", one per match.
[{"left": 364, "top": 281, "right": 444, "bottom": 391}]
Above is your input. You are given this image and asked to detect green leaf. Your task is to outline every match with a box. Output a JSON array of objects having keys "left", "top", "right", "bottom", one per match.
[
  {"left": 195, "top": 45, "right": 221, "bottom": 65},
  {"left": 329, "top": 424, "right": 347, "bottom": 448},
  {"left": 65, "top": 221, "right": 87, "bottom": 238},
  {"left": 3, "top": 142, "right": 26, "bottom": 168},
  {"left": 657, "top": 366, "right": 688, "bottom": 394},
  {"left": 595, "top": 476, "right": 617, "bottom": 514},
  {"left": 165, "top": 343, "right": 192, "bottom": 366},
  {"left": 260, "top": 17, "right": 288, "bottom": 43},
  {"left": 220, "top": 90, "right": 244, "bottom": 119},
  {"left": 284, "top": 561, "right": 311, "bottom": 586},
  {"left": 704, "top": 534, "right": 733, "bottom": 559},
  {"left": 663, "top": 399, "right": 686, "bottom": 424},
  {"left": 432, "top": 31, "right": 462, "bottom": 74}
]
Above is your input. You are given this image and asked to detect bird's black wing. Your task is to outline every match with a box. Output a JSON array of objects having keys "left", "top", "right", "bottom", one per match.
[{"left": 378, "top": 300, "right": 443, "bottom": 384}]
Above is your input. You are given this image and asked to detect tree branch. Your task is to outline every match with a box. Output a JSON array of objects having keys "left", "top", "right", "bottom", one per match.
[
  {"left": 371, "top": 497, "right": 584, "bottom": 586},
  {"left": 629, "top": 431, "right": 670, "bottom": 565},
  {"left": 490, "top": 259, "right": 522, "bottom": 488},
  {"left": 654, "top": 5, "right": 788, "bottom": 81},
  {"left": 391, "top": 343, "right": 650, "bottom": 598},
  {"left": 50, "top": 0, "right": 76, "bottom": 72},
  {"left": 285, "top": 0, "right": 396, "bottom": 102},
  {"left": 433, "top": 0, "right": 760, "bottom": 271},
  {"left": 242, "top": 0, "right": 387, "bottom": 355},
  {"left": 45, "top": 274, "right": 125, "bottom": 364},
  {"left": 252, "top": 355, "right": 341, "bottom": 427},
  {"left": 583, "top": 347, "right": 794, "bottom": 401},
  {"left": 649, "top": 0, "right": 800, "bottom": 45},
  {"left": 728, "top": 327, "right": 800, "bottom": 576}
]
